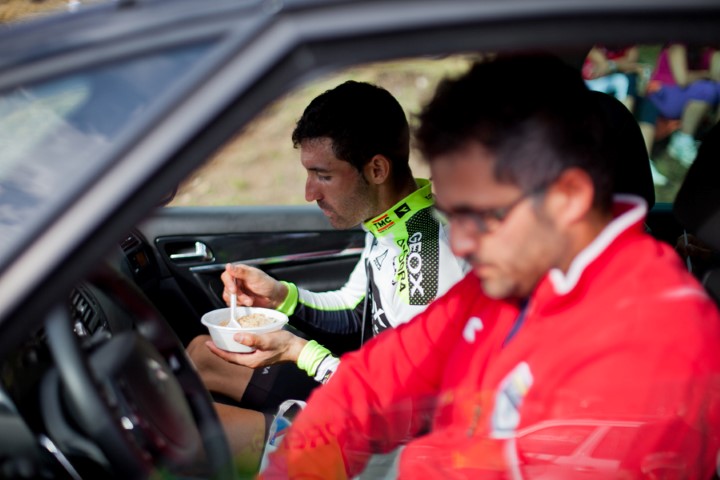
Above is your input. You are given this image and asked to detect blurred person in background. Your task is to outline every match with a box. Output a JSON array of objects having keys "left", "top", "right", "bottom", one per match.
[
  {"left": 641, "top": 43, "right": 720, "bottom": 168},
  {"left": 583, "top": 45, "right": 643, "bottom": 112}
]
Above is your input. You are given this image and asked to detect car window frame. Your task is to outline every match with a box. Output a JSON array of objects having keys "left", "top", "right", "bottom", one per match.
[{"left": 1, "top": 0, "right": 719, "bottom": 361}]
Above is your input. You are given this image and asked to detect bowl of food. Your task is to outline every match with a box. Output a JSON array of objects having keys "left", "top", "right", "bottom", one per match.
[{"left": 201, "top": 306, "right": 289, "bottom": 352}]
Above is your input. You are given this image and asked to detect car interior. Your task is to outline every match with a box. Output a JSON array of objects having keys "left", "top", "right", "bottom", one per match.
[
  {"left": 1, "top": 2, "right": 720, "bottom": 477},
  {"left": 46, "top": 56, "right": 720, "bottom": 478},
  {"left": 674, "top": 121, "right": 720, "bottom": 303}
]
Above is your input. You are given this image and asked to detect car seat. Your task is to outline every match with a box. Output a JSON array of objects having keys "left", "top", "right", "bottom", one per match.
[
  {"left": 591, "top": 91, "right": 656, "bottom": 209},
  {"left": 673, "top": 120, "right": 720, "bottom": 302}
]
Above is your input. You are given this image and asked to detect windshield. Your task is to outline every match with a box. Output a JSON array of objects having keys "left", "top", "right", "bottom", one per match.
[{"left": 0, "top": 44, "right": 211, "bottom": 265}]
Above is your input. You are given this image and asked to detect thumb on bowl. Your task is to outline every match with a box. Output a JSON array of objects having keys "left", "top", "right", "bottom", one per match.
[{"left": 234, "top": 332, "right": 258, "bottom": 346}]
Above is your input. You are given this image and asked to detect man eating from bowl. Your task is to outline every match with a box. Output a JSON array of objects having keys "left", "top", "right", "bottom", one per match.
[{"left": 186, "top": 80, "right": 468, "bottom": 472}]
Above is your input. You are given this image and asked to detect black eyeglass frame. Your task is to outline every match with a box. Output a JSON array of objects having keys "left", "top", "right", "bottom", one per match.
[{"left": 432, "top": 185, "right": 548, "bottom": 234}]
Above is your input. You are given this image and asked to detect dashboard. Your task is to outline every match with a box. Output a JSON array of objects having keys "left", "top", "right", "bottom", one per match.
[{"left": 0, "top": 234, "right": 188, "bottom": 479}]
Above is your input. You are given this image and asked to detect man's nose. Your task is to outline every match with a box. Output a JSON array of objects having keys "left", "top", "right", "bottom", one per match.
[
  {"left": 305, "top": 178, "right": 320, "bottom": 202},
  {"left": 450, "top": 226, "right": 479, "bottom": 260}
]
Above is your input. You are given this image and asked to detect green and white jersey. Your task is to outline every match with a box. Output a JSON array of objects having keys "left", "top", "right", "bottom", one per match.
[
  {"left": 280, "top": 180, "right": 467, "bottom": 380},
  {"left": 363, "top": 178, "right": 467, "bottom": 334}
]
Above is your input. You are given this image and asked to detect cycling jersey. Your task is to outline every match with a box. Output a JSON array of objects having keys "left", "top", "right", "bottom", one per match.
[{"left": 277, "top": 178, "right": 467, "bottom": 382}]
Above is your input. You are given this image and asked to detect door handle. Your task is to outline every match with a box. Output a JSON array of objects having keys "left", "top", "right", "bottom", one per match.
[{"left": 168, "top": 241, "right": 213, "bottom": 262}]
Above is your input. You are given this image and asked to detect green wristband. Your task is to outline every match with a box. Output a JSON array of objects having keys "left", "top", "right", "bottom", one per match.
[
  {"left": 276, "top": 281, "right": 299, "bottom": 316},
  {"left": 297, "top": 340, "right": 333, "bottom": 376}
]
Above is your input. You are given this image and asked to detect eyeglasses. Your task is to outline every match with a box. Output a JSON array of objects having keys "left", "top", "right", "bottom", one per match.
[{"left": 432, "top": 189, "right": 542, "bottom": 234}]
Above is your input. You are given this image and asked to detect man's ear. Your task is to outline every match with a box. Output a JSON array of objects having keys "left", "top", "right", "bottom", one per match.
[
  {"left": 363, "top": 154, "right": 391, "bottom": 185},
  {"left": 544, "top": 167, "right": 595, "bottom": 227}
]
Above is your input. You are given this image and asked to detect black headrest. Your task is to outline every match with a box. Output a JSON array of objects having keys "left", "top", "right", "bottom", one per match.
[
  {"left": 674, "top": 121, "right": 720, "bottom": 250},
  {"left": 591, "top": 92, "right": 655, "bottom": 209}
]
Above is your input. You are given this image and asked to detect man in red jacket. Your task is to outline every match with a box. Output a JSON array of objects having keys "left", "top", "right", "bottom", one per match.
[{"left": 262, "top": 55, "right": 720, "bottom": 479}]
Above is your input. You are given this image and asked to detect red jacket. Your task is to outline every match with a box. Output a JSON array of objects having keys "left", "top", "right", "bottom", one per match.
[{"left": 263, "top": 197, "right": 720, "bottom": 479}]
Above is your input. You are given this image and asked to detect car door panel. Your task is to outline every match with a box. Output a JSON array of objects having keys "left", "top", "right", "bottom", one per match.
[{"left": 133, "top": 205, "right": 365, "bottom": 346}]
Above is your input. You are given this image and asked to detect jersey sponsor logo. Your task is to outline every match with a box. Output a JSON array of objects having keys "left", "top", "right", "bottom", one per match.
[
  {"left": 396, "top": 239, "right": 408, "bottom": 292},
  {"left": 394, "top": 203, "right": 411, "bottom": 218},
  {"left": 372, "top": 214, "right": 395, "bottom": 232},
  {"left": 373, "top": 249, "right": 389, "bottom": 270},
  {"left": 491, "top": 362, "right": 534, "bottom": 439},
  {"left": 396, "top": 208, "right": 440, "bottom": 305},
  {"left": 407, "top": 232, "right": 425, "bottom": 297},
  {"left": 463, "top": 316, "right": 484, "bottom": 343}
]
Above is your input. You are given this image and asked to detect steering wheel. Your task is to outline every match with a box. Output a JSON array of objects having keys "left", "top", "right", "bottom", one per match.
[{"left": 42, "top": 264, "right": 236, "bottom": 479}]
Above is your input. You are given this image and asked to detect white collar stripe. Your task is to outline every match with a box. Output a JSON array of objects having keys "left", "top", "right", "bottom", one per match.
[{"left": 548, "top": 194, "right": 647, "bottom": 295}]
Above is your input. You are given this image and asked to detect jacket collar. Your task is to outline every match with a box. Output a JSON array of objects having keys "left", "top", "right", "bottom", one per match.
[{"left": 547, "top": 194, "right": 648, "bottom": 296}]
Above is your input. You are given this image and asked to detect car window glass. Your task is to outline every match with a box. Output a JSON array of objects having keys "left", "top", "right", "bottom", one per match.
[
  {"left": 0, "top": 76, "right": 91, "bottom": 176},
  {"left": 0, "top": 43, "right": 212, "bottom": 261}
]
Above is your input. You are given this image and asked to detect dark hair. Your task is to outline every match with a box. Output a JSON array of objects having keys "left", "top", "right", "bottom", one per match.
[
  {"left": 292, "top": 81, "right": 411, "bottom": 186},
  {"left": 416, "top": 55, "right": 614, "bottom": 211}
]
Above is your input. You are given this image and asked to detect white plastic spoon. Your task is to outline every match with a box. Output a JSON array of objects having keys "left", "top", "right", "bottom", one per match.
[{"left": 229, "top": 293, "right": 241, "bottom": 328}]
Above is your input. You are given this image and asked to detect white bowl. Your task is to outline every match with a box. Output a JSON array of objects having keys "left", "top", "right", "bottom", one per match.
[{"left": 201, "top": 306, "right": 288, "bottom": 353}]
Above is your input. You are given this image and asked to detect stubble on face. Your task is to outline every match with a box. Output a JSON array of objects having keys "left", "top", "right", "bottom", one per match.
[
  {"left": 301, "top": 138, "right": 375, "bottom": 230},
  {"left": 323, "top": 176, "right": 373, "bottom": 229},
  {"left": 477, "top": 205, "right": 559, "bottom": 300}
]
